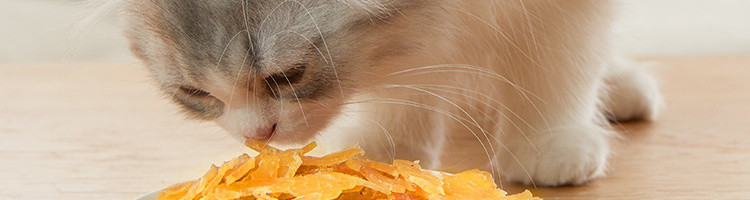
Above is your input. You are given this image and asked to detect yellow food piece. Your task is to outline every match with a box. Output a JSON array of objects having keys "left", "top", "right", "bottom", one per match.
[
  {"left": 223, "top": 154, "right": 255, "bottom": 185},
  {"left": 157, "top": 181, "right": 194, "bottom": 200},
  {"left": 301, "top": 147, "right": 364, "bottom": 166},
  {"left": 180, "top": 164, "right": 218, "bottom": 200},
  {"left": 159, "top": 140, "right": 541, "bottom": 200},
  {"left": 201, "top": 158, "right": 241, "bottom": 197},
  {"left": 443, "top": 170, "right": 507, "bottom": 199}
]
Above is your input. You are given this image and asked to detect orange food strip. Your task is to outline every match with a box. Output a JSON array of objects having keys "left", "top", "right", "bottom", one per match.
[
  {"left": 244, "top": 140, "right": 280, "bottom": 153},
  {"left": 159, "top": 140, "right": 541, "bottom": 200},
  {"left": 444, "top": 169, "right": 507, "bottom": 199},
  {"left": 277, "top": 150, "right": 303, "bottom": 178},
  {"left": 201, "top": 184, "right": 242, "bottom": 200},
  {"left": 360, "top": 163, "right": 407, "bottom": 193},
  {"left": 302, "top": 147, "right": 363, "bottom": 166},
  {"left": 390, "top": 193, "right": 424, "bottom": 200},
  {"left": 201, "top": 158, "right": 240, "bottom": 197},
  {"left": 499, "top": 190, "right": 540, "bottom": 200},
  {"left": 157, "top": 181, "right": 194, "bottom": 200},
  {"left": 393, "top": 160, "right": 445, "bottom": 196},
  {"left": 224, "top": 154, "right": 256, "bottom": 185},
  {"left": 363, "top": 160, "right": 398, "bottom": 177},
  {"left": 300, "top": 142, "right": 318, "bottom": 154},
  {"left": 345, "top": 158, "right": 362, "bottom": 171},
  {"left": 270, "top": 172, "right": 362, "bottom": 199},
  {"left": 179, "top": 164, "right": 218, "bottom": 200},
  {"left": 248, "top": 153, "right": 280, "bottom": 181}
]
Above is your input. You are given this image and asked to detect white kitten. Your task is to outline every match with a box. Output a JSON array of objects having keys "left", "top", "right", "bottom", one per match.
[{"left": 125, "top": 0, "right": 661, "bottom": 186}]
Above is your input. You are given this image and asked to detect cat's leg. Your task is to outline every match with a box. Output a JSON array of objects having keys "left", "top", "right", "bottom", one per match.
[
  {"left": 492, "top": 54, "right": 613, "bottom": 187},
  {"left": 602, "top": 58, "right": 663, "bottom": 122},
  {"left": 326, "top": 97, "right": 445, "bottom": 166}
]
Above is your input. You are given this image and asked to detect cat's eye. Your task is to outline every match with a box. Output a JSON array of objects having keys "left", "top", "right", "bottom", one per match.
[
  {"left": 264, "top": 64, "right": 306, "bottom": 86},
  {"left": 179, "top": 86, "right": 211, "bottom": 97}
]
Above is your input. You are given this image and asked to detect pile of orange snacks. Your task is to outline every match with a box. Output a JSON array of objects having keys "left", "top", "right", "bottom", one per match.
[{"left": 158, "top": 140, "right": 541, "bottom": 200}]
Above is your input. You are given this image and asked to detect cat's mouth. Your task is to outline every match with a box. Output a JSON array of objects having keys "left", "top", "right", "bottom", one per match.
[
  {"left": 243, "top": 120, "right": 326, "bottom": 145},
  {"left": 244, "top": 123, "right": 277, "bottom": 140}
]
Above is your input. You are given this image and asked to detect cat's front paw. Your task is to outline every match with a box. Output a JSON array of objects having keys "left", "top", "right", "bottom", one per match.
[
  {"left": 604, "top": 62, "right": 663, "bottom": 121},
  {"left": 498, "top": 126, "right": 610, "bottom": 187}
]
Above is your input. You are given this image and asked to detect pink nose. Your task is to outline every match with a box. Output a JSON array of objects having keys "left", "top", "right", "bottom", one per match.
[{"left": 247, "top": 124, "right": 277, "bottom": 140}]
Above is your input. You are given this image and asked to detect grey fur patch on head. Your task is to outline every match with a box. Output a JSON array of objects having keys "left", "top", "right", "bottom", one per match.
[
  {"left": 125, "top": 0, "right": 437, "bottom": 141},
  {"left": 126, "top": 0, "right": 417, "bottom": 98}
]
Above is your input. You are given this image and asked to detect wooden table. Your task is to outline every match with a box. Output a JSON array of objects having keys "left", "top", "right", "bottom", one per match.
[{"left": 1, "top": 56, "right": 748, "bottom": 199}]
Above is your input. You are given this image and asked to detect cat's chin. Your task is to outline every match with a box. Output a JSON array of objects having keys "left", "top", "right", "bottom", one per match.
[
  {"left": 266, "top": 132, "right": 312, "bottom": 145},
  {"left": 228, "top": 131, "right": 315, "bottom": 147},
  {"left": 256, "top": 125, "right": 325, "bottom": 145}
]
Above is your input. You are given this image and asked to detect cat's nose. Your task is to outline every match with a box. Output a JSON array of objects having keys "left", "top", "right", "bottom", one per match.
[{"left": 246, "top": 123, "right": 277, "bottom": 140}]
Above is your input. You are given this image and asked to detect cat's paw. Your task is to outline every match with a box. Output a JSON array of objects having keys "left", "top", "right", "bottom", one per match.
[
  {"left": 604, "top": 63, "right": 663, "bottom": 121},
  {"left": 498, "top": 126, "right": 610, "bottom": 187}
]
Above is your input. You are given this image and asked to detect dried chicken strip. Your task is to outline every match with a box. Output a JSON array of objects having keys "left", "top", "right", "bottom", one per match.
[{"left": 158, "top": 140, "right": 541, "bottom": 200}]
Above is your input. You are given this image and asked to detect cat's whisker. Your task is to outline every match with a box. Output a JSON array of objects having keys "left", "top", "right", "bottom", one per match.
[
  {"left": 288, "top": 0, "right": 345, "bottom": 98},
  {"left": 415, "top": 84, "right": 537, "bottom": 131},
  {"left": 268, "top": 61, "right": 310, "bottom": 126},
  {"left": 257, "top": 0, "right": 345, "bottom": 98},
  {"left": 517, "top": 0, "right": 542, "bottom": 63},
  {"left": 258, "top": 0, "right": 285, "bottom": 31},
  {"left": 354, "top": 90, "right": 536, "bottom": 186},
  {"left": 365, "top": 83, "right": 532, "bottom": 132},
  {"left": 410, "top": 90, "right": 509, "bottom": 162},
  {"left": 349, "top": 97, "right": 498, "bottom": 175},
  {"left": 252, "top": 71, "right": 259, "bottom": 115},
  {"left": 215, "top": 30, "right": 248, "bottom": 71},
  {"left": 227, "top": 47, "right": 254, "bottom": 109},
  {"left": 168, "top": 87, "right": 180, "bottom": 100},
  {"left": 244, "top": 78, "right": 253, "bottom": 124},
  {"left": 363, "top": 98, "right": 522, "bottom": 186},
  {"left": 288, "top": 31, "right": 330, "bottom": 65},
  {"left": 337, "top": 112, "right": 398, "bottom": 161},
  {"left": 426, "top": 10, "right": 554, "bottom": 136},
  {"left": 241, "top": 0, "right": 255, "bottom": 55},
  {"left": 387, "top": 65, "right": 546, "bottom": 104},
  {"left": 444, "top": 6, "right": 547, "bottom": 73},
  {"left": 335, "top": 113, "right": 369, "bottom": 148},
  {"left": 387, "top": 64, "right": 498, "bottom": 77},
  {"left": 384, "top": 85, "right": 499, "bottom": 176},
  {"left": 263, "top": 74, "right": 285, "bottom": 142},
  {"left": 489, "top": 134, "right": 537, "bottom": 189},
  {"left": 364, "top": 119, "right": 397, "bottom": 162},
  {"left": 262, "top": 74, "right": 279, "bottom": 100},
  {"left": 412, "top": 84, "right": 541, "bottom": 155},
  {"left": 389, "top": 67, "right": 552, "bottom": 136}
]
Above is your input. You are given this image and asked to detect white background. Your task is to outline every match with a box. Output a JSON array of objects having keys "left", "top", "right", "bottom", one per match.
[{"left": 1, "top": 0, "right": 749, "bottom": 64}]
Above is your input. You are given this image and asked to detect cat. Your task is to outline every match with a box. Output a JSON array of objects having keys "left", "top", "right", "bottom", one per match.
[{"left": 124, "top": 0, "right": 662, "bottom": 186}]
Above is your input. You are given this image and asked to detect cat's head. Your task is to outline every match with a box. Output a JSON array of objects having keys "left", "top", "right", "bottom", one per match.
[{"left": 125, "top": 0, "right": 438, "bottom": 143}]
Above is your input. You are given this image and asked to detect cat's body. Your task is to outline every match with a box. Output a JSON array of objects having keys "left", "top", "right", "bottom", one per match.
[{"left": 126, "top": 0, "right": 661, "bottom": 186}]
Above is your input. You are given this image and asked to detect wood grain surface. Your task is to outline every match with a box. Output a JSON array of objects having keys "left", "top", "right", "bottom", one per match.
[{"left": 1, "top": 56, "right": 748, "bottom": 199}]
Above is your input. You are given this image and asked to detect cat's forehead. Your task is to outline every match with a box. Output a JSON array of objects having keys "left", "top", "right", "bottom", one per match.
[
  {"left": 128, "top": 0, "right": 405, "bottom": 86},
  {"left": 138, "top": 1, "right": 378, "bottom": 28},
  {"left": 134, "top": 0, "right": 372, "bottom": 58}
]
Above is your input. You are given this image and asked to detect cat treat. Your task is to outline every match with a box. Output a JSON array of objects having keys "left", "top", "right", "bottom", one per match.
[{"left": 158, "top": 140, "right": 541, "bottom": 200}]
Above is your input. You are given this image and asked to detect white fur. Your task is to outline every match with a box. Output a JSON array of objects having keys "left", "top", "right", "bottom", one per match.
[
  {"left": 603, "top": 58, "right": 664, "bottom": 121},
  {"left": 321, "top": 0, "right": 661, "bottom": 186},
  {"left": 124, "top": 0, "right": 662, "bottom": 187}
]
